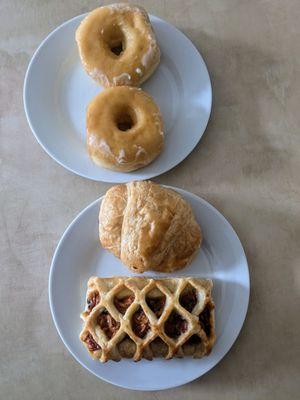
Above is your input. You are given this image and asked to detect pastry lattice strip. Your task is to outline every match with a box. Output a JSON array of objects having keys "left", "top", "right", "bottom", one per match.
[{"left": 80, "top": 276, "right": 215, "bottom": 362}]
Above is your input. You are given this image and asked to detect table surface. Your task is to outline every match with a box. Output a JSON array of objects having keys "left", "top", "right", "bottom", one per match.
[{"left": 1, "top": 0, "right": 300, "bottom": 399}]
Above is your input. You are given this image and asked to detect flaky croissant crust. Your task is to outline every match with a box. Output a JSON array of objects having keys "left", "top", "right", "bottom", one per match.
[{"left": 99, "top": 181, "right": 202, "bottom": 272}]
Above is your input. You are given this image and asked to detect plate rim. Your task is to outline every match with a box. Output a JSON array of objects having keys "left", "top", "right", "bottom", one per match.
[
  {"left": 48, "top": 186, "right": 250, "bottom": 391},
  {"left": 23, "top": 13, "right": 212, "bottom": 183}
]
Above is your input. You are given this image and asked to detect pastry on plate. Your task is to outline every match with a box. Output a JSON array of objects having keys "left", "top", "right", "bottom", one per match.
[
  {"left": 76, "top": 3, "right": 160, "bottom": 87},
  {"left": 99, "top": 181, "right": 202, "bottom": 272},
  {"left": 87, "top": 87, "right": 163, "bottom": 172},
  {"left": 80, "top": 276, "right": 215, "bottom": 362}
]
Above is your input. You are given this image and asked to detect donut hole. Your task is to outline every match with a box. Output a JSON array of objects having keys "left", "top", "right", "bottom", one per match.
[
  {"left": 117, "top": 115, "right": 133, "bottom": 131},
  {"left": 115, "top": 107, "right": 136, "bottom": 132},
  {"left": 104, "top": 25, "right": 125, "bottom": 56},
  {"left": 110, "top": 41, "right": 123, "bottom": 56}
]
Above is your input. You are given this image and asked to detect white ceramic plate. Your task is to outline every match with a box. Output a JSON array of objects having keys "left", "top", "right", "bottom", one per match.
[
  {"left": 24, "top": 13, "right": 212, "bottom": 182},
  {"left": 49, "top": 187, "right": 249, "bottom": 391}
]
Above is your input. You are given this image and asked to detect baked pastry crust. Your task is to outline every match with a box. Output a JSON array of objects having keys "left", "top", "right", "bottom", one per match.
[
  {"left": 80, "top": 276, "right": 215, "bottom": 362},
  {"left": 76, "top": 3, "right": 160, "bottom": 87},
  {"left": 87, "top": 87, "right": 163, "bottom": 172},
  {"left": 99, "top": 181, "right": 202, "bottom": 272}
]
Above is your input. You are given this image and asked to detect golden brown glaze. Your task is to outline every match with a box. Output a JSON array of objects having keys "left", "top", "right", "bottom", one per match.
[
  {"left": 87, "top": 87, "right": 163, "bottom": 172},
  {"left": 76, "top": 4, "right": 160, "bottom": 87}
]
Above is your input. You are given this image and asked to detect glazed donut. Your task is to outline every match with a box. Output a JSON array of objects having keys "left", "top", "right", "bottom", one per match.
[
  {"left": 87, "top": 86, "right": 164, "bottom": 172},
  {"left": 76, "top": 4, "right": 160, "bottom": 87}
]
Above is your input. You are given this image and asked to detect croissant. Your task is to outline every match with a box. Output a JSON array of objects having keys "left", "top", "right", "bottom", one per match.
[{"left": 99, "top": 181, "right": 202, "bottom": 272}]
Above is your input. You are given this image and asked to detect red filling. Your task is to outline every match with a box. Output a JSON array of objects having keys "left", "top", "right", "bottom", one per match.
[
  {"left": 87, "top": 291, "right": 100, "bottom": 312},
  {"left": 84, "top": 333, "right": 100, "bottom": 351},
  {"left": 132, "top": 308, "right": 150, "bottom": 338},
  {"left": 199, "top": 304, "right": 212, "bottom": 337},
  {"left": 114, "top": 295, "right": 135, "bottom": 314},
  {"left": 179, "top": 288, "right": 197, "bottom": 313},
  {"left": 146, "top": 296, "right": 166, "bottom": 318},
  {"left": 164, "top": 312, "right": 188, "bottom": 338},
  {"left": 97, "top": 310, "right": 120, "bottom": 339},
  {"left": 187, "top": 334, "right": 202, "bottom": 345}
]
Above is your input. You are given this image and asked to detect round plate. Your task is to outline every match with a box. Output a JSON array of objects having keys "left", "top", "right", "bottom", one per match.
[
  {"left": 24, "top": 13, "right": 212, "bottom": 182},
  {"left": 49, "top": 187, "right": 249, "bottom": 391}
]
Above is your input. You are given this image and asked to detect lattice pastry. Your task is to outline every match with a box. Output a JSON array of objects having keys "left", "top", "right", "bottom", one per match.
[{"left": 80, "top": 277, "right": 215, "bottom": 362}]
